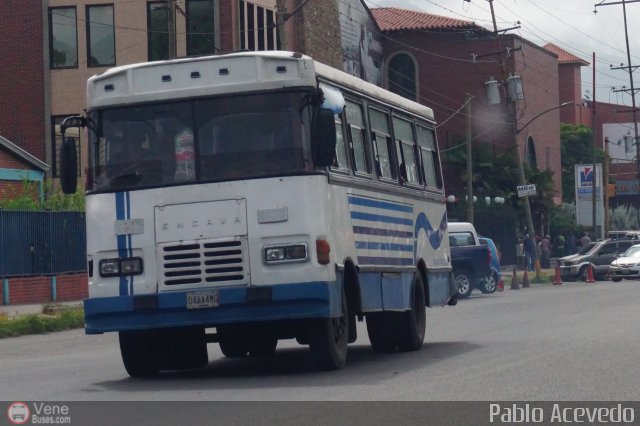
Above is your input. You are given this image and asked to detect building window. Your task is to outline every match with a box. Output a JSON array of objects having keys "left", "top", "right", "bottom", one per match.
[
  {"left": 49, "top": 7, "right": 78, "bottom": 69},
  {"left": 52, "top": 116, "right": 82, "bottom": 178},
  {"left": 187, "top": 0, "right": 216, "bottom": 55},
  {"left": 526, "top": 136, "right": 537, "bottom": 168},
  {"left": 239, "top": 1, "right": 277, "bottom": 51},
  {"left": 86, "top": 5, "right": 115, "bottom": 67},
  {"left": 388, "top": 53, "right": 417, "bottom": 101},
  {"left": 147, "top": 1, "right": 171, "bottom": 61}
]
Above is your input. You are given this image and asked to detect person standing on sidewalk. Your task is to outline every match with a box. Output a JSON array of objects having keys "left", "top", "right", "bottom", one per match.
[
  {"left": 524, "top": 234, "right": 534, "bottom": 272},
  {"left": 516, "top": 238, "right": 525, "bottom": 270},
  {"left": 541, "top": 235, "right": 551, "bottom": 268}
]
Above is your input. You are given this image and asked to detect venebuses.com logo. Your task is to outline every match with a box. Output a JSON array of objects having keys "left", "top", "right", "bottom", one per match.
[
  {"left": 6, "top": 401, "right": 71, "bottom": 424},
  {"left": 7, "top": 402, "right": 30, "bottom": 425}
]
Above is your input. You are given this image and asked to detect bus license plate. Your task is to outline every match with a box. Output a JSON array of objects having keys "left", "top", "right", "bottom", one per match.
[{"left": 186, "top": 290, "right": 219, "bottom": 309}]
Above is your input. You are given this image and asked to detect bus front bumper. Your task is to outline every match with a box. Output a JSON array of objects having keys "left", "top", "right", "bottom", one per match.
[{"left": 84, "top": 281, "right": 339, "bottom": 334}]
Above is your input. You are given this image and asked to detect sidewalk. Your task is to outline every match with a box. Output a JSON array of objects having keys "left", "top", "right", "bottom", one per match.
[
  {"left": 0, "top": 301, "right": 83, "bottom": 319},
  {"left": 500, "top": 264, "right": 557, "bottom": 283}
]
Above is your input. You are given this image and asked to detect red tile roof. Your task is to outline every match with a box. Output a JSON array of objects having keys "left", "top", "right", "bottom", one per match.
[
  {"left": 371, "top": 7, "right": 481, "bottom": 32},
  {"left": 543, "top": 43, "right": 589, "bottom": 65}
]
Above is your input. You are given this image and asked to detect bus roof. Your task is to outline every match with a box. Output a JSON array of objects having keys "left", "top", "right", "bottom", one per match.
[
  {"left": 313, "top": 61, "right": 434, "bottom": 121},
  {"left": 86, "top": 51, "right": 434, "bottom": 122}
]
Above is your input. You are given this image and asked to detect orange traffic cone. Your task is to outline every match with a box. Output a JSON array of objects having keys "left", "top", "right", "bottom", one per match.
[
  {"left": 510, "top": 268, "right": 520, "bottom": 290},
  {"left": 553, "top": 261, "right": 563, "bottom": 285},
  {"left": 586, "top": 263, "right": 596, "bottom": 283},
  {"left": 497, "top": 279, "right": 504, "bottom": 292},
  {"left": 522, "top": 268, "right": 530, "bottom": 288}
]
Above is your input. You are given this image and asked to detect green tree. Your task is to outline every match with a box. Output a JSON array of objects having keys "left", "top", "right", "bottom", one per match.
[
  {"left": 560, "top": 124, "right": 605, "bottom": 203},
  {"left": 0, "top": 178, "right": 84, "bottom": 211}
]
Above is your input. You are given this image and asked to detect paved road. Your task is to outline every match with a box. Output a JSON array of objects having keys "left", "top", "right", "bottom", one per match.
[{"left": 2, "top": 280, "right": 639, "bottom": 401}]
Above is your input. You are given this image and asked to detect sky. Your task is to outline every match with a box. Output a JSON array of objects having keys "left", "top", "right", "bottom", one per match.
[{"left": 364, "top": 0, "right": 640, "bottom": 107}]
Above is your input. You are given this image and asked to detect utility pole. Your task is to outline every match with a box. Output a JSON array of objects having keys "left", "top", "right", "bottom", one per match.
[
  {"left": 466, "top": 94, "right": 474, "bottom": 223},
  {"left": 276, "top": 0, "right": 288, "bottom": 50},
  {"left": 592, "top": 52, "right": 598, "bottom": 238},
  {"left": 482, "top": 0, "right": 541, "bottom": 277},
  {"left": 596, "top": 0, "right": 640, "bottom": 168}
]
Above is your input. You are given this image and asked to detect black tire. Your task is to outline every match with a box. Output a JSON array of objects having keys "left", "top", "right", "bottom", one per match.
[
  {"left": 578, "top": 265, "right": 589, "bottom": 281},
  {"left": 218, "top": 326, "right": 249, "bottom": 358},
  {"left": 119, "top": 330, "right": 161, "bottom": 378},
  {"left": 480, "top": 272, "right": 498, "bottom": 294},
  {"left": 308, "top": 287, "right": 349, "bottom": 370},
  {"left": 248, "top": 336, "right": 278, "bottom": 357},
  {"left": 219, "top": 339, "right": 249, "bottom": 358},
  {"left": 396, "top": 272, "right": 427, "bottom": 352},
  {"left": 612, "top": 277, "right": 623, "bottom": 282},
  {"left": 366, "top": 312, "right": 397, "bottom": 353},
  {"left": 455, "top": 269, "right": 474, "bottom": 298},
  {"left": 163, "top": 327, "right": 208, "bottom": 371}
]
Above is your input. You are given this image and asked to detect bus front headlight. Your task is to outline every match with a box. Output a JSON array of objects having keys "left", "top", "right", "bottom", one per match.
[{"left": 99, "top": 257, "right": 143, "bottom": 277}]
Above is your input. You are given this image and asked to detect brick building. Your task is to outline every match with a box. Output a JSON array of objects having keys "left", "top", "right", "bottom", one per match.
[
  {"left": 371, "top": 7, "right": 563, "bottom": 205},
  {"left": 0, "top": 2, "right": 49, "bottom": 200}
]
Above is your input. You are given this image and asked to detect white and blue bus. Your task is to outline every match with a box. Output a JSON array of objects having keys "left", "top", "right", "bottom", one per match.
[{"left": 60, "top": 51, "right": 456, "bottom": 376}]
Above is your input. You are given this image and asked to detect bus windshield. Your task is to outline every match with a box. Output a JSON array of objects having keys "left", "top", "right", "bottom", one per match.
[{"left": 88, "top": 90, "right": 314, "bottom": 191}]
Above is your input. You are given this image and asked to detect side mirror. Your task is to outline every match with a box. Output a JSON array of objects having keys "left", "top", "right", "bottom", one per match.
[
  {"left": 60, "top": 137, "right": 78, "bottom": 194},
  {"left": 60, "top": 116, "right": 86, "bottom": 134},
  {"left": 311, "top": 108, "right": 337, "bottom": 168}
]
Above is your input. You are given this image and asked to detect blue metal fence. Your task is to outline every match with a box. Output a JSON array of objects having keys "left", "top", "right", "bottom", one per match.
[{"left": 0, "top": 211, "right": 86, "bottom": 276}]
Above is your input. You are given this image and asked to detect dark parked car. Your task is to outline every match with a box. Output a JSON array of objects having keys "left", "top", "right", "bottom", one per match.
[
  {"left": 559, "top": 239, "right": 636, "bottom": 281},
  {"left": 479, "top": 236, "right": 501, "bottom": 293}
]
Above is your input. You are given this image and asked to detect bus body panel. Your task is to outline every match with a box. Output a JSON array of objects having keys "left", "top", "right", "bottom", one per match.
[{"left": 79, "top": 51, "right": 455, "bottom": 340}]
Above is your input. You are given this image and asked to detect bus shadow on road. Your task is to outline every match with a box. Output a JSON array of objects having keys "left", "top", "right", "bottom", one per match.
[{"left": 94, "top": 340, "right": 480, "bottom": 391}]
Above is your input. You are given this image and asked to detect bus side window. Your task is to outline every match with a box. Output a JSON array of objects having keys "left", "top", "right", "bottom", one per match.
[
  {"left": 368, "top": 107, "right": 396, "bottom": 180},
  {"left": 392, "top": 116, "right": 420, "bottom": 185},
  {"left": 345, "top": 100, "right": 370, "bottom": 175},
  {"left": 416, "top": 124, "right": 441, "bottom": 188},
  {"left": 332, "top": 114, "right": 349, "bottom": 170}
]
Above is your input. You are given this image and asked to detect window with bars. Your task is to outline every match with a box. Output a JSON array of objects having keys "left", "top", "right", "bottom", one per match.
[{"left": 239, "top": 1, "right": 278, "bottom": 51}]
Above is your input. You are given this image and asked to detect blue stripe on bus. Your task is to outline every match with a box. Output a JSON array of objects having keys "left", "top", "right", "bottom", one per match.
[
  {"left": 357, "top": 256, "right": 414, "bottom": 266},
  {"left": 350, "top": 211, "right": 413, "bottom": 226},
  {"left": 126, "top": 192, "right": 134, "bottom": 295},
  {"left": 115, "top": 192, "right": 128, "bottom": 297},
  {"left": 352, "top": 226, "right": 413, "bottom": 238},
  {"left": 348, "top": 196, "right": 413, "bottom": 213},
  {"left": 355, "top": 241, "right": 413, "bottom": 252}
]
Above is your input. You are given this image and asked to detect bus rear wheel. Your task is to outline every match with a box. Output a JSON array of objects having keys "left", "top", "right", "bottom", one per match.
[
  {"left": 308, "top": 287, "right": 349, "bottom": 370},
  {"left": 396, "top": 273, "right": 426, "bottom": 352},
  {"left": 366, "top": 312, "right": 396, "bottom": 353}
]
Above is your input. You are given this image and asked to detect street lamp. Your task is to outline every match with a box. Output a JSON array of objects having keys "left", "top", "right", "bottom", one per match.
[{"left": 514, "top": 101, "right": 573, "bottom": 280}]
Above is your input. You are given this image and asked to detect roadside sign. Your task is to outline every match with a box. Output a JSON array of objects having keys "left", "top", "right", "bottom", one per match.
[{"left": 517, "top": 184, "right": 536, "bottom": 197}]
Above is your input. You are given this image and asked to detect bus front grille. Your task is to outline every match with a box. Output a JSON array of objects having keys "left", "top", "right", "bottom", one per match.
[{"left": 159, "top": 238, "right": 249, "bottom": 286}]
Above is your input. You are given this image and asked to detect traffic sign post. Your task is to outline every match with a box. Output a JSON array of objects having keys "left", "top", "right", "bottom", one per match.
[{"left": 517, "top": 184, "right": 536, "bottom": 197}]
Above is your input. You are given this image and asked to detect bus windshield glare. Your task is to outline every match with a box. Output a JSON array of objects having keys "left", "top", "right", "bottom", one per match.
[{"left": 88, "top": 91, "right": 314, "bottom": 191}]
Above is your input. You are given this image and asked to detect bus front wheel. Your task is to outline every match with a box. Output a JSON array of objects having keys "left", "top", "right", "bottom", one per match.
[
  {"left": 308, "top": 288, "right": 349, "bottom": 370},
  {"left": 119, "top": 330, "right": 161, "bottom": 377}
]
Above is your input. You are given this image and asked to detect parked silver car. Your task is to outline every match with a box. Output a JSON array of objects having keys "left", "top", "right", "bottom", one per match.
[{"left": 608, "top": 244, "right": 640, "bottom": 281}]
